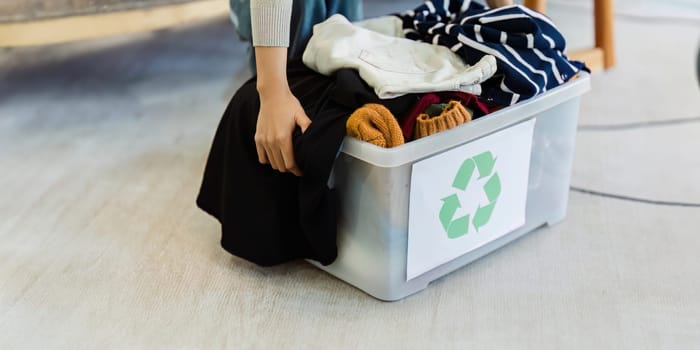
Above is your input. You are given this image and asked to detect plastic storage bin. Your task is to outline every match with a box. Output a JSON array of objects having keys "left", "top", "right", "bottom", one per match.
[{"left": 310, "top": 73, "right": 591, "bottom": 301}]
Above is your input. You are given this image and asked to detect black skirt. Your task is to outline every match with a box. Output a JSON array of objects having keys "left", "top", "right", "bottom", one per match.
[{"left": 196, "top": 61, "right": 417, "bottom": 266}]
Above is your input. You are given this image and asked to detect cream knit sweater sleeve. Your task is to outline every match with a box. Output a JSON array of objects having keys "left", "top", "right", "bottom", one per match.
[{"left": 250, "top": 0, "right": 293, "bottom": 47}]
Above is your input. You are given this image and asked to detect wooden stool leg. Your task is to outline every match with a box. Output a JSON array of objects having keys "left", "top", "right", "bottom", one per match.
[
  {"left": 486, "top": 0, "right": 515, "bottom": 7},
  {"left": 595, "top": 0, "right": 616, "bottom": 68},
  {"left": 523, "top": 0, "right": 546, "bottom": 14}
]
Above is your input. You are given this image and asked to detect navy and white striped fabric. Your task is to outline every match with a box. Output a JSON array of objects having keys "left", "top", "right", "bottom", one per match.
[{"left": 396, "top": 0, "right": 588, "bottom": 106}]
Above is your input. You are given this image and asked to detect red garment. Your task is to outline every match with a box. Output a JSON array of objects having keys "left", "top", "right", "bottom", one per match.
[
  {"left": 399, "top": 92, "right": 501, "bottom": 141},
  {"left": 400, "top": 93, "right": 440, "bottom": 141},
  {"left": 438, "top": 91, "right": 499, "bottom": 117}
]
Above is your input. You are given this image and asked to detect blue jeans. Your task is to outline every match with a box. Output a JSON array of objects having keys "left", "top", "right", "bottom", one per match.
[{"left": 230, "top": 0, "right": 363, "bottom": 67}]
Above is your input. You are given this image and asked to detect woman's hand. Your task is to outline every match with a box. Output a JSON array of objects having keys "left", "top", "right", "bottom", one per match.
[
  {"left": 255, "top": 86, "right": 311, "bottom": 176},
  {"left": 253, "top": 46, "right": 312, "bottom": 176}
]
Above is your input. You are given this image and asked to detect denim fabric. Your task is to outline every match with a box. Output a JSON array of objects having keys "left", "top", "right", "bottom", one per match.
[{"left": 229, "top": 0, "right": 251, "bottom": 40}]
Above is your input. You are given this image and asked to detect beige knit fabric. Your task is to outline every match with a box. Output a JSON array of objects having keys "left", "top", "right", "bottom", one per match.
[{"left": 250, "top": 0, "right": 292, "bottom": 47}]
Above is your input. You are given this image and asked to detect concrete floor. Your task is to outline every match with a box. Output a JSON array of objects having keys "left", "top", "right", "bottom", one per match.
[{"left": 1, "top": 1, "right": 699, "bottom": 349}]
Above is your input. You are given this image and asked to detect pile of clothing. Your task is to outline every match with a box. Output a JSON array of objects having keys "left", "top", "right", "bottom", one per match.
[
  {"left": 196, "top": 0, "right": 587, "bottom": 267},
  {"left": 304, "top": 0, "right": 587, "bottom": 148}
]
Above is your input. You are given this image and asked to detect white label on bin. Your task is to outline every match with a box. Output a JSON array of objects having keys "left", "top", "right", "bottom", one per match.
[{"left": 406, "top": 119, "right": 535, "bottom": 281}]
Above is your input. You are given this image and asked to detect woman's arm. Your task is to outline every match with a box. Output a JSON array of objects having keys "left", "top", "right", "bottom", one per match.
[
  {"left": 254, "top": 46, "right": 311, "bottom": 176},
  {"left": 250, "top": 0, "right": 311, "bottom": 176}
]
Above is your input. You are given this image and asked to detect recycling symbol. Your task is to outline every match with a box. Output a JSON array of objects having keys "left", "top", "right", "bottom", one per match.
[{"left": 439, "top": 151, "right": 501, "bottom": 239}]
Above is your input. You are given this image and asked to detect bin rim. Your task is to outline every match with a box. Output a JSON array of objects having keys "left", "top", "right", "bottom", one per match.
[{"left": 339, "top": 72, "right": 591, "bottom": 168}]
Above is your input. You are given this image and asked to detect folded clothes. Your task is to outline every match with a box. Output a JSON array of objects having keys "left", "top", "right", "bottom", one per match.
[
  {"left": 396, "top": 0, "right": 588, "bottom": 105},
  {"left": 414, "top": 100, "right": 472, "bottom": 140},
  {"left": 303, "top": 14, "right": 497, "bottom": 99},
  {"left": 346, "top": 103, "right": 405, "bottom": 148}
]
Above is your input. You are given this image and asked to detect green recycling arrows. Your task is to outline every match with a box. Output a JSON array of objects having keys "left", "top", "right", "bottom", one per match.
[{"left": 439, "top": 150, "right": 501, "bottom": 239}]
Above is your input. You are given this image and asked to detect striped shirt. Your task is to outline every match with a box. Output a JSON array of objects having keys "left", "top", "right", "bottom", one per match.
[{"left": 396, "top": 0, "right": 588, "bottom": 106}]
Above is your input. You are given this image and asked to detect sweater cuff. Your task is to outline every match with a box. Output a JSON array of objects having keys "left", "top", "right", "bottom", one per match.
[{"left": 250, "top": 0, "right": 293, "bottom": 47}]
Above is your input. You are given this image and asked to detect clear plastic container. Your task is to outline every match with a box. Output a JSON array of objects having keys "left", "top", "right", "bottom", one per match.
[{"left": 310, "top": 73, "right": 591, "bottom": 301}]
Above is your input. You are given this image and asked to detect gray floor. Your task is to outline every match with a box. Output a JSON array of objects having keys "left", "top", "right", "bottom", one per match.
[{"left": 1, "top": 1, "right": 700, "bottom": 349}]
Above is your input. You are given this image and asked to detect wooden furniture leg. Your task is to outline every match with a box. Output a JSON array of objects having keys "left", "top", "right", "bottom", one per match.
[
  {"left": 595, "top": 0, "right": 616, "bottom": 68},
  {"left": 523, "top": 0, "right": 614, "bottom": 72},
  {"left": 523, "top": 0, "right": 547, "bottom": 14}
]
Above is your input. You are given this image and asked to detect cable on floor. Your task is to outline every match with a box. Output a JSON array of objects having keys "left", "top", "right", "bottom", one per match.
[
  {"left": 570, "top": 186, "right": 700, "bottom": 207},
  {"left": 574, "top": 118, "right": 700, "bottom": 207},
  {"left": 577, "top": 116, "right": 700, "bottom": 131}
]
